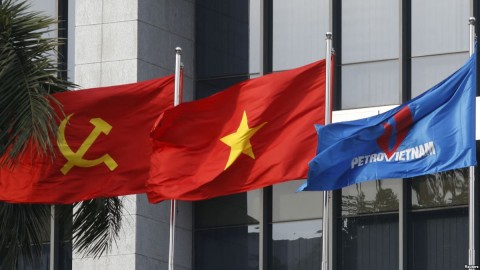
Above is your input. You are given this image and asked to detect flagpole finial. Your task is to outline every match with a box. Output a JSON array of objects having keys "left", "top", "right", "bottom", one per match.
[
  {"left": 469, "top": 17, "right": 476, "bottom": 25},
  {"left": 326, "top": 32, "right": 332, "bottom": 40},
  {"left": 175, "top": 47, "right": 182, "bottom": 54}
]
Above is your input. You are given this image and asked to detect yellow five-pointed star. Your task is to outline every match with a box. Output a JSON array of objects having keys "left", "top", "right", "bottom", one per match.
[{"left": 220, "top": 111, "right": 267, "bottom": 170}]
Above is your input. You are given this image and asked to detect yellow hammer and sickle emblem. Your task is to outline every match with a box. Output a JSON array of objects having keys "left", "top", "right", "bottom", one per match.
[{"left": 58, "top": 114, "right": 118, "bottom": 175}]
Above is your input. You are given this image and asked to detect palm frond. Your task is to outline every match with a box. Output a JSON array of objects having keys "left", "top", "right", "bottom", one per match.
[
  {"left": 72, "top": 197, "right": 123, "bottom": 257},
  {"left": 0, "top": 0, "right": 75, "bottom": 166},
  {"left": 0, "top": 1, "right": 124, "bottom": 266},
  {"left": 0, "top": 203, "right": 50, "bottom": 269},
  {"left": 0, "top": 197, "right": 124, "bottom": 268}
]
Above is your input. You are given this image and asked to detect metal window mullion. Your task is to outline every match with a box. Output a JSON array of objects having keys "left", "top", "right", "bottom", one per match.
[
  {"left": 399, "top": 0, "right": 412, "bottom": 269},
  {"left": 260, "top": 0, "right": 273, "bottom": 269}
]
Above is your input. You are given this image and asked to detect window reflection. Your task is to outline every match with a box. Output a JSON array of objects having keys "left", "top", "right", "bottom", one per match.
[
  {"left": 410, "top": 168, "right": 469, "bottom": 209},
  {"left": 195, "top": 225, "right": 259, "bottom": 270},
  {"left": 195, "top": 190, "right": 260, "bottom": 228},
  {"left": 408, "top": 208, "right": 468, "bottom": 270},
  {"left": 342, "top": 179, "right": 400, "bottom": 216},
  {"left": 272, "top": 180, "right": 323, "bottom": 222},
  {"left": 272, "top": 220, "right": 322, "bottom": 270},
  {"left": 340, "top": 214, "right": 399, "bottom": 270},
  {"left": 2, "top": 241, "right": 72, "bottom": 270},
  {"left": 196, "top": 76, "right": 249, "bottom": 99},
  {"left": 196, "top": 0, "right": 249, "bottom": 78}
]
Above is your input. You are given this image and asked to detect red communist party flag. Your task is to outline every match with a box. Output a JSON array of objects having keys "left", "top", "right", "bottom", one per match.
[
  {"left": 147, "top": 59, "right": 328, "bottom": 202},
  {"left": 0, "top": 76, "right": 174, "bottom": 204}
]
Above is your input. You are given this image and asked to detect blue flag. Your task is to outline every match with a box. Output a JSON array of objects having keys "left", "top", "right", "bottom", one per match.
[{"left": 300, "top": 53, "right": 477, "bottom": 191}]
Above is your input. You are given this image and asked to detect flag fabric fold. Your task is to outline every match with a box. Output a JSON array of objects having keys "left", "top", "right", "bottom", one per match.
[
  {"left": 147, "top": 60, "right": 327, "bottom": 202},
  {"left": 300, "top": 53, "right": 476, "bottom": 191},
  {"left": 0, "top": 76, "right": 174, "bottom": 204}
]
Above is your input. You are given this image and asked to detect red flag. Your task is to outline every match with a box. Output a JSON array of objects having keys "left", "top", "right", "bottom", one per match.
[
  {"left": 147, "top": 60, "right": 327, "bottom": 202},
  {"left": 0, "top": 76, "right": 174, "bottom": 204}
]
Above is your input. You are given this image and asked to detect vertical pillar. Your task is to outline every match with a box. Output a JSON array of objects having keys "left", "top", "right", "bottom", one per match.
[{"left": 73, "top": 1, "right": 195, "bottom": 268}]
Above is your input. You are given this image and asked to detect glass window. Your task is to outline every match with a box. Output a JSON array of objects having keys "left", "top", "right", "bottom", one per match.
[
  {"left": 342, "top": 179, "right": 401, "bottom": 217},
  {"left": 410, "top": 168, "right": 469, "bottom": 209},
  {"left": 195, "top": 225, "right": 259, "bottom": 270},
  {"left": 272, "top": 0, "right": 328, "bottom": 71},
  {"left": 411, "top": 0, "right": 469, "bottom": 57},
  {"left": 195, "top": 191, "right": 261, "bottom": 228},
  {"left": 12, "top": 244, "right": 49, "bottom": 270},
  {"left": 340, "top": 180, "right": 400, "bottom": 269},
  {"left": 411, "top": 53, "right": 469, "bottom": 97},
  {"left": 341, "top": 0, "right": 399, "bottom": 109},
  {"left": 341, "top": 60, "right": 400, "bottom": 109},
  {"left": 1, "top": 241, "right": 72, "bottom": 270},
  {"left": 196, "top": 0, "right": 249, "bottom": 78},
  {"left": 342, "top": 0, "right": 399, "bottom": 64},
  {"left": 196, "top": 76, "right": 249, "bottom": 99},
  {"left": 27, "top": 0, "right": 57, "bottom": 27},
  {"left": 249, "top": 0, "right": 261, "bottom": 75},
  {"left": 272, "top": 180, "right": 323, "bottom": 222},
  {"left": 272, "top": 219, "right": 322, "bottom": 270},
  {"left": 408, "top": 208, "right": 468, "bottom": 270},
  {"left": 340, "top": 214, "right": 399, "bottom": 270}
]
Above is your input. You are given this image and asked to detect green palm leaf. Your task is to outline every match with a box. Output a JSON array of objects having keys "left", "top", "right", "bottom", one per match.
[
  {"left": 72, "top": 197, "right": 123, "bottom": 257},
  {"left": 0, "top": 0, "right": 75, "bottom": 165},
  {"left": 0, "top": 1, "right": 123, "bottom": 268},
  {"left": 0, "top": 203, "right": 50, "bottom": 269}
]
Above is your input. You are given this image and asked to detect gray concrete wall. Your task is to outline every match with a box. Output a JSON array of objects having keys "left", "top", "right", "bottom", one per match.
[{"left": 73, "top": 1, "right": 194, "bottom": 269}]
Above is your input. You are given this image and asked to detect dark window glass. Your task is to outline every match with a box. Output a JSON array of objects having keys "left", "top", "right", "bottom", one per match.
[
  {"left": 195, "top": 225, "right": 259, "bottom": 270},
  {"left": 14, "top": 244, "right": 49, "bottom": 270},
  {"left": 194, "top": 1, "right": 255, "bottom": 269},
  {"left": 272, "top": 219, "right": 322, "bottom": 270},
  {"left": 408, "top": 208, "right": 468, "bottom": 270},
  {"left": 3, "top": 241, "right": 71, "bottom": 270},
  {"left": 340, "top": 214, "right": 399, "bottom": 270},
  {"left": 196, "top": 76, "right": 249, "bottom": 99},
  {"left": 196, "top": 0, "right": 249, "bottom": 78},
  {"left": 410, "top": 168, "right": 469, "bottom": 209},
  {"left": 195, "top": 191, "right": 260, "bottom": 228},
  {"left": 58, "top": 241, "right": 72, "bottom": 270},
  {"left": 342, "top": 180, "right": 400, "bottom": 216}
]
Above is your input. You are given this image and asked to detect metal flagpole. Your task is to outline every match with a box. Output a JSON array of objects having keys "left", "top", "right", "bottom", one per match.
[
  {"left": 174, "top": 47, "right": 182, "bottom": 107},
  {"left": 469, "top": 17, "right": 476, "bottom": 267},
  {"left": 322, "top": 32, "right": 333, "bottom": 270},
  {"left": 168, "top": 47, "right": 183, "bottom": 270},
  {"left": 50, "top": 205, "right": 59, "bottom": 270}
]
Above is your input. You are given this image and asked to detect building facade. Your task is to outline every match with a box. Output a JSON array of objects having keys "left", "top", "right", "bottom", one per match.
[{"left": 21, "top": 0, "right": 480, "bottom": 269}]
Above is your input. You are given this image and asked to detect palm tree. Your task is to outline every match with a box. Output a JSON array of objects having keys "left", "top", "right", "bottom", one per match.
[{"left": 0, "top": 1, "right": 122, "bottom": 268}]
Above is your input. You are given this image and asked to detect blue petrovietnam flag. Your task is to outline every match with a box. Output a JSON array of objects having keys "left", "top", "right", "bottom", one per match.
[{"left": 300, "top": 53, "right": 477, "bottom": 191}]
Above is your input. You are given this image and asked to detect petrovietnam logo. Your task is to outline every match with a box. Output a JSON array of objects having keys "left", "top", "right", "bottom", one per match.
[
  {"left": 376, "top": 106, "right": 413, "bottom": 158},
  {"left": 350, "top": 106, "right": 437, "bottom": 169}
]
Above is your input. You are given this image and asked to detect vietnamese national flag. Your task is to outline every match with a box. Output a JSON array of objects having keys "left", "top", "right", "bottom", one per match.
[
  {"left": 0, "top": 76, "right": 174, "bottom": 204},
  {"left": 147, "top": 60, "right": 328, "bottom": 202}
]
